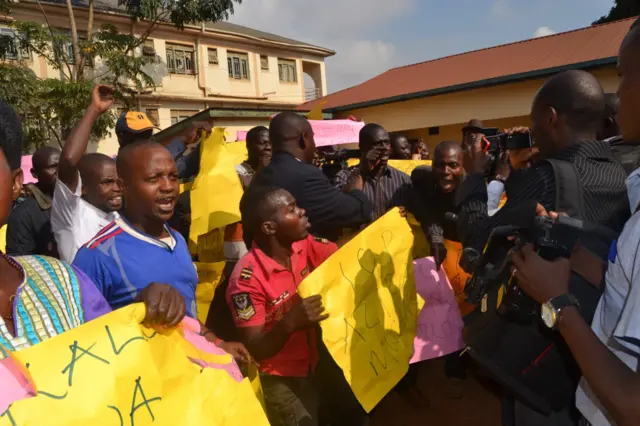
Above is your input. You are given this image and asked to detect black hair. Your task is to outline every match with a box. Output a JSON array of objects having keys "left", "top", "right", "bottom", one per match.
[
  {"left": 246, "top": 126, "right": 269, "bottom": 145},
  {"left": 31, "top": 146, "right": 60, "bottom": 173},
  {"left": 116, "top": 139, "right": 164, "bottom": 180},
  {"left": 240, "top": 185, "right": 287, "bottom": 237},
  {"left": 78, "top": 153, "right": 116, "bottom": 184},
  {"left": 534, "top": 70, "right": 605, "bottom": 133},
  {"left": 359, "top": 123, "right": 386, "bottom": 144},
  {"left": 269, "top": 112, "right": 309, "bottom": 151},
  {"left": 434, "top": 140, "right": 462, "bottom": 157},
  {"left": 0, "top": 100, "right": 23, "bottom": 171}
]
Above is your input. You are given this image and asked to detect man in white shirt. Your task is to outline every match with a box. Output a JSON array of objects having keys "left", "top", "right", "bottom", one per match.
[{"left": 52, "top": 85, "right": 122, "bottom": 262}]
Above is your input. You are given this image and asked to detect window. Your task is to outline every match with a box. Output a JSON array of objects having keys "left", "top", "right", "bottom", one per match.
[
  {"left": 208, "top": 48, "right": 218, "bottom": 65},
  {"left": 170, "top": 109, "right": 197, "bottom": 125},
  {"left": 58, "top": 30, "right": 91, "bottom": 66},
  {"left": 0, "top": 28, "right": 29, "bottom": 60},
  {"left": 227, "top": 51, "right": 250, "bottom": 80},
  {"left": 146, "top": 108, "right": 160, "bottom": 127},
  {"left": 166, "top": 43, "right": 196, "bottom": 75},
  {"left": 142, "top": 39, "right": 156, "bottom": 57},
  {"left": 260, "top": 55, "right": 269, "bottom": 70},
  {"left": 278, "top": 59, "right": 297, "bottom": 83}
]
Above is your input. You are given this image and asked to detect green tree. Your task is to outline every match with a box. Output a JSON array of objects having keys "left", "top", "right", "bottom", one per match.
[
  {"left": 594, "top": 0, "right": 640, "bottom": 24},
  {"left": 0, "top": 0, "right": 241, "bottom": 150}
]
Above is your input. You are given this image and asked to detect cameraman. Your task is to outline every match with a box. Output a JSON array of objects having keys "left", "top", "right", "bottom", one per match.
[
  {"left": 458, "top": 70, "right": 630, "bottom": 426},
  {"left": 512, "top": 18, "right": 640, "bottom": 426},
  {"left": 458, "top": 70, "right": 629, "bottom": 253}
]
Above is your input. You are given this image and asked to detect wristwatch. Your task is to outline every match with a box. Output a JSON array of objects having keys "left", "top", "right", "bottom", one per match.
[{"left": 541, "top": 294, "right": 580, "bottom": 329}]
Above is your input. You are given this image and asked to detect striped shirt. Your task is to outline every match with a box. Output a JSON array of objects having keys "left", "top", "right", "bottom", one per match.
[
  {"left": 458, "top": 141, "right": 630, "bottom": 250},
  {"left": 334, "top": 164, "right": 412, "bottom": 221}
]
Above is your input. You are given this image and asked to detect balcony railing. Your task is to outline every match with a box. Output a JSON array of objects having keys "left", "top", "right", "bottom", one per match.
[{"left": 305, "top": 87, "right": 321, "bottom": 101}]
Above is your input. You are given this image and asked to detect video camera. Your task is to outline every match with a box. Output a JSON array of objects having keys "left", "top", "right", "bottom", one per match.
[
  {"left": 480, "top": 128, "right": 533, "bottom": 177},
  {"left": 461, "top": 213, "right": 583, "bottom": 323}
]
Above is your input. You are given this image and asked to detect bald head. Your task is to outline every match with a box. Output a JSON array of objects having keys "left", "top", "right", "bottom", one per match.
[
  {"left": 434, "top": 140, "right": 461, "bottom": 158},
  {"left": 269, "top": 112, "right": 315, "bottom": 163},
  {"left": 31, "top": 146, "right": 60, "bottom": 193},
  {"left": 78, "top": 153, "right": 115, "bottom": 184},
  {"left": 533, "top": 70, "right": 605, "bottom": 133},
  {"left": 116, "top": 140, "right": 166, "bottom": 181}
]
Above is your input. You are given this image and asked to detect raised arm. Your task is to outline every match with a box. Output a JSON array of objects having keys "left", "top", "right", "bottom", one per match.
[{"left": 58, "top": 85, "right": 114, "bottom": 192}]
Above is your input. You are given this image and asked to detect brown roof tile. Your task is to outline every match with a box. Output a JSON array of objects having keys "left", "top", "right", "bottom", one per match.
[{"left": 300, "top": 17, "right": 636, "bottom": 112}]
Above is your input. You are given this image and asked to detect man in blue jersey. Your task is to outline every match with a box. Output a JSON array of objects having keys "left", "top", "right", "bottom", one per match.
[{"left": 73, "top": 140, "right": 249, "bottom": 359}]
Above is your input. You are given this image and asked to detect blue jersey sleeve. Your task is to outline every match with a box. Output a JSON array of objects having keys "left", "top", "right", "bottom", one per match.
[{"left": 72, "top": 247, "right": 114, "bottom": 302}]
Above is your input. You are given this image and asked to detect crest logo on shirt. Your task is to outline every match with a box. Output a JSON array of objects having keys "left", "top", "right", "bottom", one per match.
[
  {"left": 232, "top": 293, "right": 256, "bottom": 321},
  {"left": 301, "top": 267, "right": 309, "bottom": 277},
  {"left": 270, "top": 291, "right": 290, "bottom": 306}
]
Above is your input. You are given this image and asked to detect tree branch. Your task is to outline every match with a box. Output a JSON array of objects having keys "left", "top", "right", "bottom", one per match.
[
  {"left": 35, "top": 0, "right": 72, "bottom": 81},
  {"left": 64, "top": 0, "right": 82, "bottom": 82}
]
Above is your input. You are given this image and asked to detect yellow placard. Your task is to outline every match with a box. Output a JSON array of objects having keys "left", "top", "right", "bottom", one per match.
[
  {"left": 224, "top": 141, "right": 248, "bottom": 165},
  {"left": 0, "top": 225, "right": 5, "bottom": 252},
  {"left": 0, "top": 304, "right": 268, "bottom": 426},
  {"left": 387, "top": 160, "right": 432, "bottom": 176},
  {"left": 298, "top": 208, "right": 418, "bottom": 412},
  {"left": 189, "top": 129, "right": 244, "bottom": 245},
  {"left": 345, "top": 159, "right": 432, "bottom": 176},
  {"left": 194, "top": 261, "right": 226, "bottom": 324}
]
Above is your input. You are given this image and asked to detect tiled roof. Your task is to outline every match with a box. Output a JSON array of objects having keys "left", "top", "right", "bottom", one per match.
[{"left": 300, "top": 17, "right": 636, "bottom": 112}]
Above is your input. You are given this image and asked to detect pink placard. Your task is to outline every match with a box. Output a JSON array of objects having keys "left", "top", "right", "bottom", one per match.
[
  {"left": 181, "top": 317, "right": 243, "bottom": 382},
  {"left": 21, "top": 156, "right": 35, "bottom": 184},
  {"left": 410, "top": 257, "right": 465, "bottom": 364},
  {"left": 235, "top": 119, "right": 364, "bottom": 146},
  {"left": 0, "top": 352, "right": 36, "bottom": 413}
]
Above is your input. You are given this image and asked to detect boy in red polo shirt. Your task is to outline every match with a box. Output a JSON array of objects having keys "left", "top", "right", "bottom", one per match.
[{"left": 226, "top": 186, "right": 336, "bottom": 426}]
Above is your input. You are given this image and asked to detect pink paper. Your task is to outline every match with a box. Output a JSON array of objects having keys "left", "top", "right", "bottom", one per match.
[
  {"left": 410, "top": 257, "right": 465, "bottom": 364},
  {"left": 235, "top": 119, "right": 364, "bottom": 147},
  {"left": 181, "top": 317, "right": 243, "bottom": 382},
  {"left": 0, "top": 352, "right": 36, "bottom": 413},
  {"left": 21, "top": 156, "right": 36, "bottom": 184}
]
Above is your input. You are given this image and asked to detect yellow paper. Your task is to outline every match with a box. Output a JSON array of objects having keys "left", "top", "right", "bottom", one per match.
[
  {"left": 224, "top": 142, "right": 248, "bottom": 165},
  {"left": 189, "top": 129, "right": 244, "bottom": 245},
  {"left": 194, "top": 261, "right": 226, "bottom": 324},
  {"left": 345, "top": 159, "right": 432, "bottom": 176},
  {"left": 306, "top": 101, "right": 326, "bottom": 120},
  {"left": 0, "top": 304, "right": 268, "bottom": 426},
  {"left": 298, "top": 209, "right": 418, "bottom": 412},
  {"left": 0, "top": 225, "right": 5, "bottom": 252},
  {"left": 387, "top": 160, "right": 432, "bottom": 176}
]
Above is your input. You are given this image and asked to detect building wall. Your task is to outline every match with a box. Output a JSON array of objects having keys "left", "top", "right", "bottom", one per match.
[
  {"left": 334, "top": 67, "right": 620, "bottom": 155},
  {"left": 2, "top": 3, "right": 332, "bottom": 155}
]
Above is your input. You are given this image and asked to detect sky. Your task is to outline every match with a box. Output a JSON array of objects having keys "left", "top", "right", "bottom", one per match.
[{"left": 229, "top": 0, "right": 617, "bottom": 94}]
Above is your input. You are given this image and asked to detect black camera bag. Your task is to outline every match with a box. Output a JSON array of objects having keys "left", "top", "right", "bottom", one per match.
[{"left": 464, "top": 159, "right": 615, "bottom": 415}]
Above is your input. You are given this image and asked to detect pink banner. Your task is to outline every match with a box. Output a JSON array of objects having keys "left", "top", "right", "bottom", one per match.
[
  {"left": 410, "top": 257, "right": 465, "bottom": 364},
  {"left": 21, "top": 156, "right": 36, "bottom": 184},
  {"left": 0, "top": 351, "right": 36, "bottom": 414},
  {"left": 236, "top": 119, "right": 364, "bottom": 146}
]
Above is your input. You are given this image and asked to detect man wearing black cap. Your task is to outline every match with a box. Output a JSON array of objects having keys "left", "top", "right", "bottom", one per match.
[{"left": 462, "top": 119, "right": 487, "bottom": 151}]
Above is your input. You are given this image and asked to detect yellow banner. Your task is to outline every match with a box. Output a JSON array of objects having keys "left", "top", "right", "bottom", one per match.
[
  {"left": 189, "top": 129, "right": 244, "bottom": 245},
  {"left": 224, "top": 142, "right": 248, "bottom": 165},
  {"left": 194, "top": 261, "right": 226, "bottom": 324},
  {"left": 345, "top": 159, "right": 432, "bottom": 176},
  {"left": 298, "top": 208, "right": 419, "bottom": 412},
  {"left": 387, "top": 159, "right": 432, "bottom": 176},
  {"left": 0, "top": 304, "right": 268, "bottom": 426},
  {"left": 0, "top": 225, "right": 5, "bottom": 253}
]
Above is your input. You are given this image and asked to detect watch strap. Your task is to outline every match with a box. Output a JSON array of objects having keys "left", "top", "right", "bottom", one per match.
[{"left": 549, "top": 294, "right": 580, "bottom": 312}]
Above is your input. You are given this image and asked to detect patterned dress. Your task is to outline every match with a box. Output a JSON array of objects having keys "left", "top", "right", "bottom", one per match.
[{"left": 0, "top": 255, "right": 110, "bottom": 353}]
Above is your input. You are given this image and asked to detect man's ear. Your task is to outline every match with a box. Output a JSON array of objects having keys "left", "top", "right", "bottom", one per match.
[
  {"left": 261, "top": 221, "right": 277, "bottom": 236},
  {"left": 604, "top": 117, "right": 614, "bottom": 131},
  {"left": 11, "top": 169, "right": 23, "bottom": 202},
  {"left": 547, "top": 107, "right": 558, "bottom": 126},
  {"left": 299, "top": 133, "right": 306, "bottom": 150}
]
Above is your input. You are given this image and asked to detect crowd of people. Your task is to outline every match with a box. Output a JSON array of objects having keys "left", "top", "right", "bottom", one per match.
[{"left": 2, "top": 15, "right": 640, "bottom": 426}]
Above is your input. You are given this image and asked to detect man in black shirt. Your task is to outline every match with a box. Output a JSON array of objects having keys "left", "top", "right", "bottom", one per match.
[
  {"left": 459, "top": 70, "right": 629, "bottom": 252},
  {"left": 6, "top": 146, "right": 60, "bottom": 256},
  {"left": 334, "top": 124, "right": 412, "bottom": 221},
  {"left": 251, "top": 112, "right": 373, "bottom": 241}
]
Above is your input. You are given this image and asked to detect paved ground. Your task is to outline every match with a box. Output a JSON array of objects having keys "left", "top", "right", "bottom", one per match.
[{"left": 371, "top": 358, "right": 502, "bottom": 426}]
